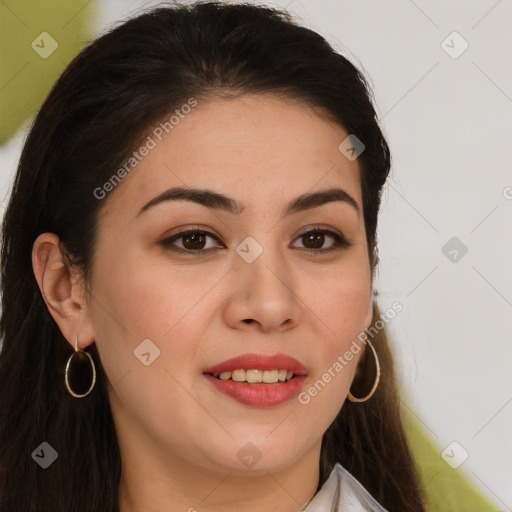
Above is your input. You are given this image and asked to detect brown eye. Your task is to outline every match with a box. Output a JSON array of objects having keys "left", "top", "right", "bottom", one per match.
[
  {"left": 182, "top": 231, "right": 207, "bottom": 250},
  {"left": 301, "top": 231, "right": 325, "bottom": 249},
  {"left": 160, "top": 229, "right": 223, "bottom": 253},
  {"left": 160, "top": 227, "right": 350, "bottom": 256},
  {"left": 292, "top": 229, "right": 350, "bottom": 254}
]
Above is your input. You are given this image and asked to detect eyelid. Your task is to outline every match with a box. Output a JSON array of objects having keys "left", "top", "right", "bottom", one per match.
[{"left": 294, "top": 224, "right": 344, "bottom": 239}]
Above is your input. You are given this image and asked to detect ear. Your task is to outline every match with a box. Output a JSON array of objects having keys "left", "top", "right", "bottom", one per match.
[
  {"left": 32, "top": 233, "right": 95, "bottom": 350},
  {"left": 364, "top": 292, "right": 374, "bottom": 332}
]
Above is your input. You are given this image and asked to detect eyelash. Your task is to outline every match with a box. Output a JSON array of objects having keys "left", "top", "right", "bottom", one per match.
[{"left": 159, "top": 226, "right": 351, "bottom": 256}]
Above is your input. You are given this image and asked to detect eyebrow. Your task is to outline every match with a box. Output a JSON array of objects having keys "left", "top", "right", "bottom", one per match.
[{"left": 135, "top": 186, "right": 360, "bottom": 219}]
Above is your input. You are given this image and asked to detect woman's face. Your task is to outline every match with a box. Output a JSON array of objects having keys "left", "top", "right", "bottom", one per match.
[{"left": 86, "top": 94, "right": 373, "bottom": 475}]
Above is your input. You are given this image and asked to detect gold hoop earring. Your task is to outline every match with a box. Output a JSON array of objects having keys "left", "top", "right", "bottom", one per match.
[
  {"left": 348, "top": 335, "right": 380, "bottom": 403},
  {"left": 64, "top": 337, "right": 96, "bottom": 398}
]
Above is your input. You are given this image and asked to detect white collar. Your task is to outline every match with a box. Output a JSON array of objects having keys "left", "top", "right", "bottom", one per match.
[{"left": 303, "top": 463, "right": 389, "bottom": 512}]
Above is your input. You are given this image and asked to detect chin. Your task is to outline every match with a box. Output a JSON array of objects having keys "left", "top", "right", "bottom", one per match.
[{"left": 203, "top": 436, "right": 305, "bottom": 475}]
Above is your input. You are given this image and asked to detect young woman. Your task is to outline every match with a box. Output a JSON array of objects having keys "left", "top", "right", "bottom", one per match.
[{"left": 0, "top": 2, "right": 425, "bottom": 511}]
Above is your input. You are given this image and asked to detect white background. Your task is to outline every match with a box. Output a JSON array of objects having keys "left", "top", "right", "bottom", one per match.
[{"left": 1, "top": 0, "right": 511, "bottom": 508}]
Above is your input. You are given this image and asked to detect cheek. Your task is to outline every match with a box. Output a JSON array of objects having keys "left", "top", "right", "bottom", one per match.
[
  {"left": 89, "top": 247, "right": 222, "bottom": 376},
  {"left": 297, "top": 268, "right": 369, "bottom": 412},
  {"left": 305, "top": 259, "right": 371, "bottom": 335}
]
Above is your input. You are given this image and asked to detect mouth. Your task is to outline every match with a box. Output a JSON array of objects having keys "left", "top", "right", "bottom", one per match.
[{"left": 202, "top": 353, "right": 308, "bottom": 407}]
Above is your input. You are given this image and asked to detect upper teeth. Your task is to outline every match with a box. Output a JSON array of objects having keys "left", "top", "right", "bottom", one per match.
[{"left": 214, "top": 369, "right": 294, "bottom": 383}]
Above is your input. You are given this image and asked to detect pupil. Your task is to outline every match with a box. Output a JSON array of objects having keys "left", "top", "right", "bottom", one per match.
[
  {"left": 184, "top": 232, "right": 205, "bottom": 250},
  {"left": 304, "top": 232, "right": 323, "bottom": 249}
]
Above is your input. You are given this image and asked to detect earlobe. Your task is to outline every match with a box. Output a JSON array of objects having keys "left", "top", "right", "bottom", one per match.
[{"left": 32, "top": 233, "right": 95, "bottom": 349}]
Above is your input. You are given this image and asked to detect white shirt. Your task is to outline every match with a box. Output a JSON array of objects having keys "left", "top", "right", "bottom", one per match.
[{"left": 303, "top": 463, "right": 389, "bottom": 512}]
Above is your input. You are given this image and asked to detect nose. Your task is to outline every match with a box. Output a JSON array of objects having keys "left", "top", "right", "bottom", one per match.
[{"left": 222, "top": 239, "right": 302, "bottom": 334}]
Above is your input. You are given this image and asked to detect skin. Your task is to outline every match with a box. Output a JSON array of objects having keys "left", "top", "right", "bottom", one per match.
[{"left": 32, "top": 94, "right": 373, "bottom": 512}]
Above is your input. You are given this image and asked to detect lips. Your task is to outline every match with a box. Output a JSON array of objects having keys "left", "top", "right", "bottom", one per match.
[
  {"left": 202, "top": 353, "right": 308, "bottom": 376},
  {"left": 203, "top": 353, "right": 309, "bottom": 407},
  {"left": 204, "top": 374, "right": 308, "bottom": 407}
]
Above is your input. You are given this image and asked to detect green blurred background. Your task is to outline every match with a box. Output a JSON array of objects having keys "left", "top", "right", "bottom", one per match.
[{"left": 0, "top": 0, "right": 95, "bottom": 143}]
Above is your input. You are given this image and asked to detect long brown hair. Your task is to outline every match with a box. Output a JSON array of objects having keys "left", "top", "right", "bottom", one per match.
[{"left": 0, "top": 2, "right": 424, "bottom": 510}]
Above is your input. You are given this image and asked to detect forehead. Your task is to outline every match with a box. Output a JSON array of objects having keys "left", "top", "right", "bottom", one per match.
[{"left": 102, "top": 94, "right": 363, "bottom": 219}]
